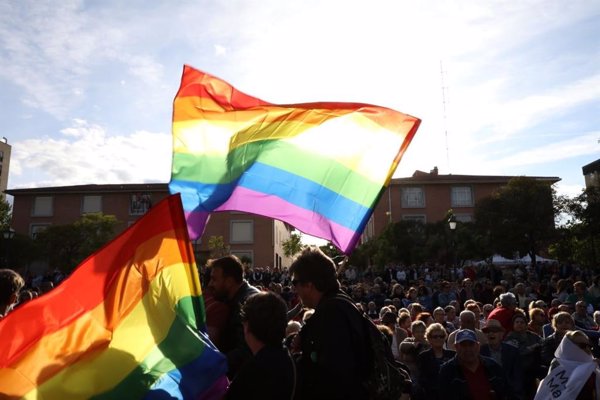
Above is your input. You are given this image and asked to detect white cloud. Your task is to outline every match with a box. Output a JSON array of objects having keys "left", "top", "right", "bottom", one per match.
[
  {"left": 0, "top": 1, "right": 102, "bottom": 118},
  {"left": 555, "top": 183, "right": 585, "bottom": 199},
  {"left": 485, "top": 131, "right": 600, "bottom": 169},
  {"left": 10, "top": 120, "right": 171, "bottom": 187},
  {"left": 451, "top": 74, "right": 600, "bottom": 145},
  {"left": 126, "top": 56, "right": 164, "bottom": 85},
  {"left": 0, "top": 0, "right": 598, "bottom": 195},
  {"left": 214, "top": 45, "right": 227, "bottom": 56}
]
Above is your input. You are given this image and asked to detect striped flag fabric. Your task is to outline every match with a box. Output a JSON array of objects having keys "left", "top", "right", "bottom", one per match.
[
  {"left": 169, "top": 65, "right": 420, "bottom": 253},
  {"left": 0, "top": 194, "right": 227, "bottom": 399}
]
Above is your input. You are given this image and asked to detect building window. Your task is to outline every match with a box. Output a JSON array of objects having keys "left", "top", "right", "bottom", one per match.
[
  {"left": 402, "top": 215, "right": 426, "bottom": 224},
  {"left": 231, "top": 220, "right": 253, "bottom": 244},
  {"left": 455, "top": 214, "right": 473, "bottom": 223},
  {"left": 30, "top": 224, "right": 50, "bottom": 239},
  {"left": 0, "top": 150, "right": 3, "bottom": 162},
  {"left": 32, "top": 196, "right": 53, "bottom": 216},
  {"left": 130, "top": 193, "right": 152, "bottom": 215},
  {"left": 82, "top": 195, "right": 102, "bottom": 214},
  {"left": 232, "top": 250, "right": 253, "bottom": 265},
  {"left": 401, "top": 187, "right": 425, "bottom": 208},
  {"left": 451, "top": 186, "right": 474, "bottom": 207}
]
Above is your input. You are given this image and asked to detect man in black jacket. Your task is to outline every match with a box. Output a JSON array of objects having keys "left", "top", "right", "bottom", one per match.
[
  {"left": 208, "top": 255, "right": 259, "bottom": 379},
  {"left": 438, "top": 329, "right": 517, "bottom": 400},
  {"left": 226, "top": 291, "right": 295, "bottom": 399},
  {"left": 480, "top": 319, "right": 523, "bottom": 398},
  {"left": 291, "top": 247, "right": 369, "bottom": 400}
]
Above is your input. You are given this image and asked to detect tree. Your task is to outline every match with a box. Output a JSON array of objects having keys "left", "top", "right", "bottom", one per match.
[
  {"left": 282, "top": 232, "right": 304, "bottom": 257},
  {"left": 552, "top": 186, "right": 600, "bottom": 266},
  {"left": 351, "top": 220, "right": 435, "bottom": 269},
  {"left": 0, "top": 197, "right": 14, "bottom": 267},
  {"left": 0, "top": 197, "right": 11, "bottom": 231},
  {"left": 207, "top": 235, "right": 230, "bottom": 258},
  {"left": 35, "top": 213, "right": 119, "bottom": 272},
  {"left": 475, "top": 177, "right": 558, "bottom": 265},
  {"left": 7, "top": 233, "right": 39, "bottom": 269}
]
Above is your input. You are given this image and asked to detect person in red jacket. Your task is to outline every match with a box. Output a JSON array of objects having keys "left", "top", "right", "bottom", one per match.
[{"left": 487, "top": 292, "right": 517, "bottom": 335}]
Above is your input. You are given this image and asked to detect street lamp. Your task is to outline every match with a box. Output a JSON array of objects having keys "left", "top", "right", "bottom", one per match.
[
  {"left": 448, "top": 214, "right": 457, "bottom": 278},
  {"left": 448, "top": 214, "right": 457, "bottom": 231},
  {"left": 3, "top": 227, "right": 15, "bottom": 240}
]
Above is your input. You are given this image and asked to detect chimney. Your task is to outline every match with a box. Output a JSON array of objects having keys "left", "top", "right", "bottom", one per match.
[{"left": 430, "top": 166, "right": 438, "bottom": 176}]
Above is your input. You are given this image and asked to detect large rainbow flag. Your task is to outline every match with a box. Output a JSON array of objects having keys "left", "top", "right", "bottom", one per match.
[
  {"left": 0, "top": 195, "right": 227, "bottom": 399},
  {"left": 169, "top": 65, "right": 421, "bottom": 253}
]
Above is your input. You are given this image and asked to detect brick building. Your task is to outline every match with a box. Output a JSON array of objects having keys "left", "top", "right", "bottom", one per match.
[
  {"left": 5, "top": 169, "right": 561, "bottom": 268},
  {"left": 582, "top": 159, "right": 600, "bottom": 189},
  {"left": 5, "top": 183, "right": 294, "bottom": 269},
  {"left": 363, "top": 167, "right": 560, "bottom": 240}
]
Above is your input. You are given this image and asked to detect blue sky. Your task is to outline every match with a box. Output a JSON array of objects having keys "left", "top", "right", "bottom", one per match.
[{"left": 0, "top": 0, "right": 598, "bottom": 200}]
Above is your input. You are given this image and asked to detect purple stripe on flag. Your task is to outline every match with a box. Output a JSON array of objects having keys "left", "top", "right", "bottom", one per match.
[
  {"left": 214, "top": 186, "right": 362, "bottom": 252},
  {"left": 183, "top": 210, "right": 211, "bottom": 240},
  {"left": 196, "top": 376, "right": 229, "bottom": 400}
]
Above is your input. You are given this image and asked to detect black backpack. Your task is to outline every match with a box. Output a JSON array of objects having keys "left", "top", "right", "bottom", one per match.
[
  {"left": 362, "top": 315, "right": 412, "bottom": 399},
  {"left": 336, "top": 295, "right": 412, "bottom": 399}
]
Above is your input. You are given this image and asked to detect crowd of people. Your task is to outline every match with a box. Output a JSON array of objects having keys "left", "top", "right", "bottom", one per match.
[
  {"left": 200, "top": 253, "right": 600, "bottom": 399},
  {"left": 3, "top": 251, "right": 600, "bottom": 399}
]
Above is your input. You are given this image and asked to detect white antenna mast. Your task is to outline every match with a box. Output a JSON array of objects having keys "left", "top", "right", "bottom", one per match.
[{"left": 440, "top": 60, "right": 450, "bottom": 172}]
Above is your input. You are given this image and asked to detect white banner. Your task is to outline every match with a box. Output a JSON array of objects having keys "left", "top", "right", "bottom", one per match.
[{"left": 535, "top": 336, "right": 600, "bottom": 400}]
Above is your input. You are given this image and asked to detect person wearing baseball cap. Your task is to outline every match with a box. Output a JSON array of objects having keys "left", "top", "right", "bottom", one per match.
[{"left": 438, "top": 329, "right": 516, "bottom": 399}]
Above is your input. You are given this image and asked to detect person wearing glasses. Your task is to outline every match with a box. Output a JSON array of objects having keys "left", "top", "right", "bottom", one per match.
[
  {"left": 535, "top": 330, "right": 600, "bottom": 400},
  {"left": 290, "top": 246, "right": 370, "bottom": 400},
  {"left": 416, "top": 323, "right": 455, "bottom": 400},
  {"left": 480, "top": 319, "right": 523, "bottom": 398}
]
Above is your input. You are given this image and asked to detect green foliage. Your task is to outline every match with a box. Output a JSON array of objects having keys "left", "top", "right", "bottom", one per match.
[
  {"left": 282, "top": 232, "right": 304, "bottom": 257},
  {"left": 550, "top": 187, "right": 600, "bottom": 266},
  {"left": 2, "top": 233, "right": 38, "bottom": 269},
  {"left": 239, "top": 255, "right": 252, "bottom": 265},
  {"left": 0, "top": 197, "right": 11, "bottom": 231},
  {"left": 350, "top": 219, "right": 488, "bottom": 268},
  {"left": 207, "top": 235, "right": 230, "bottom": 258},
  {"left": 566, "top": 187, "right": 600, "bottom": 235},
  {"left": 475, "top": 177, "right": 558, "bottom": 264},
  {"left": 319, "top": 243, "right": 345, "bottom": 265},
  {"left": 35, "top": 213, "right": 119, "bottom": 272}
]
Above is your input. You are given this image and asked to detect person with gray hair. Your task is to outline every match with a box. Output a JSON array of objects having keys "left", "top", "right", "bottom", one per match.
[
  {"left": 486, "top": 292, "right": 517, "bottom": 334},
  {"left": 446, "top": 310, "right": 488, "bottom": 350}
]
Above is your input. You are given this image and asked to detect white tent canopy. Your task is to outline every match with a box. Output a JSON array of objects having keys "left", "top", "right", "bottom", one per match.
[
  {"left": 519, "top": 254, "right": 557, "bottom": 264},
  {"left": 491, "top": 254, "right": 518, "bottom": 265},
  {"left": 471, "top": 254, "right": 558, "bottom": 266}
]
